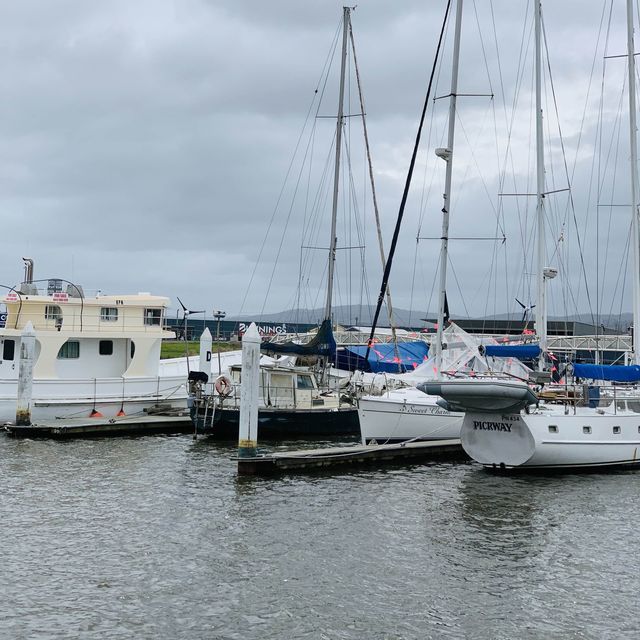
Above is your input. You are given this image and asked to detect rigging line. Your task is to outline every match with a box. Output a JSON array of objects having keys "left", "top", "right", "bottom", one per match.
[
  {"left": 290, "top": 137, "right": 335, "bottom": 316},
  {"left": 299, "top": 138, "right": 336, "bottom": 286},
  {"left": 365, "top": 0, "right": 453, "bottom": 362},
  {"left": 471, "top": 0, "right": 494, "bottom": 95},
  {"left": 453, "top": 105, "right": 505, "bottom": 235},
  {"left": 349, "top": 21, "right": 400, "bottom": 347},
  {"left": 607, "top": 220, "right": 632, "bottom": 323},
  {"left": 238, "top": 21, "right": 340, "bottom": 319},
  {"left": 541, "top": 8, "right": 597, "bottom": 326},
  {"left": 445, "top": 253, "right": 467, "bottom": 320},
  {"left": 598, "top": 91, "right": 624, "bottom": 321}
]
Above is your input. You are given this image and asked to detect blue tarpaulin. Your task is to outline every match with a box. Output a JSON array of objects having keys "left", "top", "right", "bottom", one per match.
[
  {"left": 336, "top": 341, "right": 429, "bottom": 373},
  {"left": 573, "top": 363, "right": 640, "bottom": 382},
  {"left": 483, "top": 344, "right": 541, "bottom": 359}
]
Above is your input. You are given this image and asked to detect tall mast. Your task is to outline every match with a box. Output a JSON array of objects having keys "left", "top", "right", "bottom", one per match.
[
  {"left": 324, "top": 6, "right": 350, "bottom": 322},
  {"left": 627, "top": 0, "right": 640, "bottom": 364},
  {"left": 534, "top": 0, "right": 547, "bottom": 370},
  {"left": 434, "top": 0, "right": 463, "bottom": 379}
]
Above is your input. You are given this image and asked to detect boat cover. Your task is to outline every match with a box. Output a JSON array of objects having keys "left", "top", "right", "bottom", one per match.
[
  {"left": 260, "top": 318, "right": 337, "bottom": 358},
  {"left": 482, "top": 344, "right": 541, "bottom": 359},
  {"left": 336, "top": 340, "right": 429, "bottom": 373},
  {"left": 418, "top": 379, "right": 538, "bottom": 413},
  {"left": 573, "top": 363, "right": 640, "bottom": 383}
]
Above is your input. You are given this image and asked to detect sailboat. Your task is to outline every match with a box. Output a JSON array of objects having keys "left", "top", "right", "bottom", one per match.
[
  {"left": 191, "top": 7, "right": 362, "bottom": 439},
  {"left": 424, "top": 0, "right": 640, "bottom": 470},
  {"left": 357, "top": 0, "right": 532, "bottom": 445}
]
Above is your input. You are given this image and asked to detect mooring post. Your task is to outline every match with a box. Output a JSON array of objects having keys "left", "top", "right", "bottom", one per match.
[
  {"left": 199, "top": 327, "right": 212, "bottom": 377},
  {"left": 16, "top": 321, "right": 35, "bottom": 426},
  {"left": 238, "top": 322, "right": 260, "bottom": 463}
]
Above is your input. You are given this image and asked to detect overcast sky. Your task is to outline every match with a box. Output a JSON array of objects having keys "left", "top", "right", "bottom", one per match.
[{"left": 0, "top": 0, "right": 634, "bottom": 325}]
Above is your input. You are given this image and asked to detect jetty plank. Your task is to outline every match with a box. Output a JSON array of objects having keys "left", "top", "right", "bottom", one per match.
[{"left": 237, "top": 439, "right": 467, "bottom": 475}]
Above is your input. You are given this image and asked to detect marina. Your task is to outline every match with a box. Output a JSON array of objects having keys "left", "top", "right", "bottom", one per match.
[{"left": 2, "top": 0, "right": 640, "bottom": 637}]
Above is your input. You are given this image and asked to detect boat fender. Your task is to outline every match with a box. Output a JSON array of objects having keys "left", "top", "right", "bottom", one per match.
[{"left": 214, "top": 375, "right": 233, "bottom": 397}]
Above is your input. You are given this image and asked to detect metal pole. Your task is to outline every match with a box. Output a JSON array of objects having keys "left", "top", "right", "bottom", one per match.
[
  {"left": 534, "top": 0, "right": 547, "bottom": 370},
  {"left": 435, "top": 0, "right": 463, "bottom": 379},
  {"left": 323, "top": 6, "right": 350, "bottom": 322},
  {"left": 627, "top": 0, "right": 640, "bottom": 364}
]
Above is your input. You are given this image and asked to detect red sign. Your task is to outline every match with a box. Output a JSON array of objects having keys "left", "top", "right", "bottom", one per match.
[{"left": 52, "top": 292, "right": 69, "bottom": 302}]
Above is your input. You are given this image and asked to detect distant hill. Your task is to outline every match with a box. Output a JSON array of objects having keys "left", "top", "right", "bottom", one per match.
[{"left": 230, "top": 305, "right": 633, "bottom": 330}]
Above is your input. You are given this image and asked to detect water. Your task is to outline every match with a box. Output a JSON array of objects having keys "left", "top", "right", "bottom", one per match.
[{"left": 0, "top": 434, "right": 637, "bottom": 639}]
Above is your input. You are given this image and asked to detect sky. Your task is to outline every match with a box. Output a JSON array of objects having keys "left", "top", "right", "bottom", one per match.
[{"left": 0, "top": 0, "right": 634, "bottom": 325}]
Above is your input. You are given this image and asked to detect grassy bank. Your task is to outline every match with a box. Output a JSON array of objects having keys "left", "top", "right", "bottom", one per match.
[{"left": 161, "top": 341, "right": 241, "bottom": 359}]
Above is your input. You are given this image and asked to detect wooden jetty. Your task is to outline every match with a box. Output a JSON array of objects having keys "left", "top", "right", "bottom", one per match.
[
  {"left": 5, "top": 413, "right": 192, "bottom": 438},
  {"left": 236, "top": 439, "right": 467, "bottom": 475}
]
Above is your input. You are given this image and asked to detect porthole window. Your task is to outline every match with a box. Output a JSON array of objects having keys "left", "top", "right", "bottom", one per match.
[
  {"left": 613, "top": 426, "right": 621, "bottom": 435},
  {"left": 583, "top": 426, "right": 592, "bottom": 434},
  {"left": 99, "top": 340, "right": 113, "bottom": 356},
  {"left": 549, "top": 425, "right": 558, "bottom": 433}
]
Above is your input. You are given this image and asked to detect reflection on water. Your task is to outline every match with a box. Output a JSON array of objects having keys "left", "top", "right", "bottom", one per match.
[{"left": 0, "top": 435, "right": 638, "bottom": 639}]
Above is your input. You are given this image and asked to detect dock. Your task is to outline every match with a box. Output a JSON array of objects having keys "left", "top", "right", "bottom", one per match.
[
  {"left": 5, "top": 414, "right": 193, "bottom": 438},
  {"left": 236, "top": 439, "right": 467, "bottom": 475}
]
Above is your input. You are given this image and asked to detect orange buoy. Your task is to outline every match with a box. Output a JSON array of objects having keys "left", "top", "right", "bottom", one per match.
[
  {"left": 90, "top": 409, "right": 104, "bottom": 418},
  {"left": 116, "top": 408, "right": 126, "bottom": 417}
]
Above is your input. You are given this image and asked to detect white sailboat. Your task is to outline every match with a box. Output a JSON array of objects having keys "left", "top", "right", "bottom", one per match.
[
  {"left": 357, "top": 0, "right": 532, "bottom": 445},
  {"left": 425, "top": 0, "right": 640, "bottom": 470}
]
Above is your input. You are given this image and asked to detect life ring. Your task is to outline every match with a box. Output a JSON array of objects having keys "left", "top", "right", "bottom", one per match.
[{"left": 214, "top": 375, "right": 233, "bottom": 397}]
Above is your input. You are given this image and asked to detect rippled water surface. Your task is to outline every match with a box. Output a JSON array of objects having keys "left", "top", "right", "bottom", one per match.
[{"left": 1, "top": 433, "right": 638, "bottom": 639}]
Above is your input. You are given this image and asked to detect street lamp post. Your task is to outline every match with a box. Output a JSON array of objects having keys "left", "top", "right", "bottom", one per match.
[{"left": 213, "top": 310, "right": 226, "bottom": 374}]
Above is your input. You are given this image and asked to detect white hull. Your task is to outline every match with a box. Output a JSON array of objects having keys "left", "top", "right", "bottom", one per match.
[
  {"left": 358, "top": 387, "right": 463, "bottom": 445},
  {"left": 461, "top": 407, "right": 640, "bottom": 470},
  {"left": 0, "top": 374, "right": 189, "bottom": 423}
]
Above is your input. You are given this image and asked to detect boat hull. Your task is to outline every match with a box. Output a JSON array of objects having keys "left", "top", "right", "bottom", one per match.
[
  {"left": 461, "top": 410, "right": 640, "bottom": 470},
  {"left": 0, "top": 375, "right": 188, "bottom": 423},
  {"left": 193, "top": 405, "right": 360, "bottom": 440},
  {"left": 358, "top": 388, "right": 463, "bottom": 445}
]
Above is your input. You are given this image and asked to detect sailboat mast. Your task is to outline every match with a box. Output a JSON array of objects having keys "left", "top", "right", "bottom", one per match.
[
  {"left": 534, "top": 0, "right": 547, "bottom": 370},
  {"left": 323, "top": 6, "right": 350, "bottom": 322},
  {"left": 435, "top": 0, "right": 463, "bottom": 379},
  {"left": 626, "top": 0, "right": 640, "bottom": 365}
]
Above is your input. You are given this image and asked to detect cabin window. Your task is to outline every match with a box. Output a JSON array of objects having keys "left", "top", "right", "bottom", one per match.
[
  {"left": 130, "top": 341, "right": 135, "bottom": 359},
  {"left": 100, "top": 307, "right": 118, "bottom": 322},
  {"left": 99, "top": 340, "right": 113, "bottom": 356},
  {"left": 45, "top": 305, "right": 62, "bottom": 320},
  {"left": 583, "top": 426, "right": 592, "bottom": 434},
  {"left": 548, "top": 425, "right": 558, "bottom": 433},
  {"left": 57, "top": 341, "right": 80, "bottom": 359},
  {"left": 144, "top": 308, "right": 162, "bottom": 326},
  {"left": 297, "top": 375, "right": 314, "bottom": 390},
  {"left": 616, "top": 400, "right": 627, "bottom": 412},
  {"left": 2, "top": 339, "right": 14, "bottom": 361},
  {"left": 613, "top": 426, "right": 621, "bottom": 435},
  {"left": 628, "top": 401, "right": 640, "bottom": 413}
]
